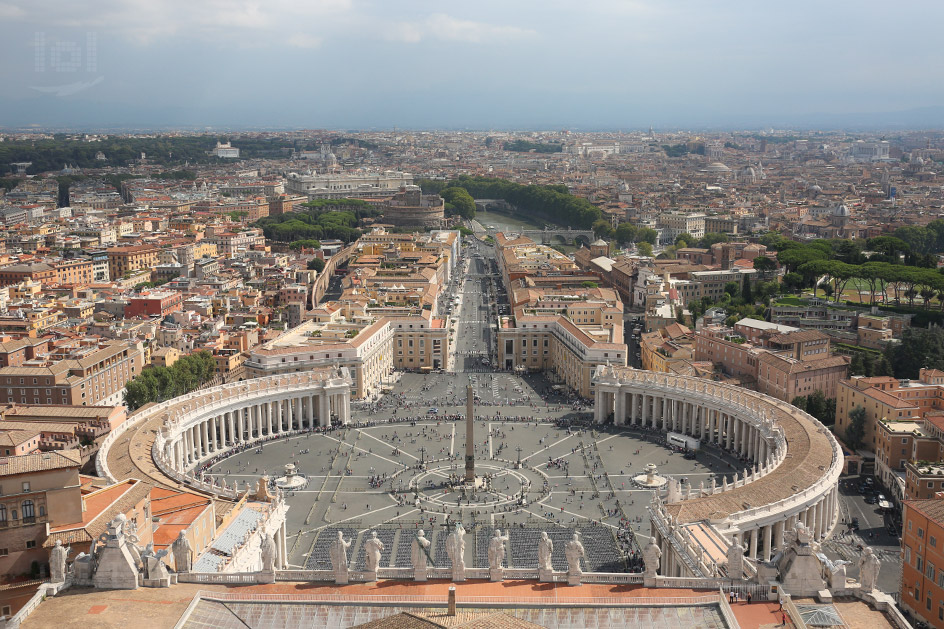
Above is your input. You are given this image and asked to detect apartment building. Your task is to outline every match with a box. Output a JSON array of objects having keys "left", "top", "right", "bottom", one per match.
[
  {"left": 836, "top": 369, "right": 944, "bottom": 453},
  {"left": 901, "top": 499, "right": 944, "bottom": 627},
  {"left": 106, "top": 245, "right": 159, "bottom": 281},
  {"left": 658, "top": 211, "right": 706, "bottom": 243},
  {"left": 497, "top": 287, "right": 627, "bottom": 397},
  {"left": 0, "top": 450, "right": 84, "bottom": 577},
  {"left": 0, "top": 340, "right": 144, "bottom": 407},
  {"left": 694, "top": 319, "right": 849, "bottom": 402}
]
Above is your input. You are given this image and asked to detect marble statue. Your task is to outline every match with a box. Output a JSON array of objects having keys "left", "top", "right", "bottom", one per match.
[
  {"left": 411, "top": 530, "right": 432, "bottom": 578},
  {"left": 819, "top": 554, "right": 850, "bottom": 590},
  {"left": 446, "top": 522, "right": 466, "bottom": 581},
  {"left": 330, "top": 531, "right": 351, "bottom": 574},
  {"left": 172, "top": 531, "right": 192, "bottom": 573},
  {"left": 363, "top": 531, "right": 384, "bottom": 574},
  {"left": 725, "top": 539, "right": 745, "bottom": 578},
  {"left": 487, "top": 529, "right": 509, "bottom": 575},
  {"left": 857, "top": 547, "right": 881, "bottom": 592},
  {"left": 565, "top": 532, "right": 585, "bottom": 576},
  {"left": 538, "top": 531, "right": 554, "bottom": 572},
  {"left": 643, "top": 539, "right": 662, "bottom": 578},
  {"left": 260, "top": 532, "right": 277, "bottom": 572},
  {"left": 49, "top": 539, "right": 69, "bottom": 583}
]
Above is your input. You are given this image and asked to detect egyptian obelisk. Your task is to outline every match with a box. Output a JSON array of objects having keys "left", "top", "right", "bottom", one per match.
[{"left": 465, "top": 385, "right": 475, "bottom": 482}]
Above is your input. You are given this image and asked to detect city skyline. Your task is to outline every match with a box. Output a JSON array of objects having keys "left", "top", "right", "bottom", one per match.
[{"left": 1, "top": 0, "right": 943, "bottom": 129}]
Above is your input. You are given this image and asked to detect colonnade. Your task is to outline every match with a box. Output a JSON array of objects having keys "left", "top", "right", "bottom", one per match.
[
  {"left": 592, "top": 365, "right": 843, "bottom": 579},
  {"left": 166, "top": 390, "right": 349, "bottom": 472},
  {"left": 595, "top": 388, "right": 774, "bottom": 464}
]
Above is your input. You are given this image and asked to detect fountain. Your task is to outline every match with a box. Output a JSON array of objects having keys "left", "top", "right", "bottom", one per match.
[
  {"left": 633, "top": 463, "right": 668, "bottom": 489},
  {"left": 275, "top": 463, "right": 307, "bottom": 490}
]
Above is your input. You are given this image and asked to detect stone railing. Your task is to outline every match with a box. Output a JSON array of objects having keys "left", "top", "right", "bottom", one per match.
[
  {"left": 0, "top": 580, "right": 70, "bottom": 629},
  {"left": 601, "top": 367, "right": 842, "bottom": 537},
  {"left": 581, "top": 572, "right": 643, "bottom": 584},
  {"left": 99, "top": 371, "right": 340, "bottom": 484},
  {"left": 178, "top": 572, "right": 263, "bottom": 584},
  {"left": 717, "top": 588, "right": 740, "bottom": 629}
]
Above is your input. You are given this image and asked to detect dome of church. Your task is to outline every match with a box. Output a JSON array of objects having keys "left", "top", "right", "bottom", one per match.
[
  {"left": 704, "top": 162, "right": 731, "bottom": 173},
  {"left": 833, "top": 204, "right": 850, "bottom": 217}
]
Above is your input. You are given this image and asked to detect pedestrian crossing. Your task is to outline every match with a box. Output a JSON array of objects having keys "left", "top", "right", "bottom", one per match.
[{"left": 822, "top": 536, "right": 898, "bottom": 563}]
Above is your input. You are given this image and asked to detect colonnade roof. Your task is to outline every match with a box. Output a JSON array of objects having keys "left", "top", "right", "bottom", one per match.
[
  {"left": 669, "top": 399, "right": 833, "bottom": 524},
  {"left": 604, "top": 366, "right": 836, "bottom": 524}
]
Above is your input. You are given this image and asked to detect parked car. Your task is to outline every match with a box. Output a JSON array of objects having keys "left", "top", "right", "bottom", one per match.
[
  {"left": 427, "top": 407, "right": 439, "bottom": 414},
  {"left": 850, "top": 517, "right": 860, "bottom": 530}
]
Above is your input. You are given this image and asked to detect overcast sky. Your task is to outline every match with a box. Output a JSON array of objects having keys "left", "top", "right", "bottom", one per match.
[{"left": 1, "top": 0, "right": 943, "bottom": 130}]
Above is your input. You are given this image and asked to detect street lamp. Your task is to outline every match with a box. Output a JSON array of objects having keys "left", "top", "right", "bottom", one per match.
[{"left": 516, "top": 445, "right": 523, "bottom": 468}]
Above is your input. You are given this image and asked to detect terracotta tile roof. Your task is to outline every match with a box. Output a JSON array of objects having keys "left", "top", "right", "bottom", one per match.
[
  {"left": 45, "top": 479, "right": 151, "bottom": 547},
  {"left": 905, "top": 499, "right": 944, "bottom": 524},
  {"left": 0, "top": 449, "right": 81, "bottom": 475}
]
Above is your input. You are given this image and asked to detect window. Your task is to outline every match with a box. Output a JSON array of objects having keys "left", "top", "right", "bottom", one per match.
[
  {"left": 0, "top": 549, "right": 6, "bottom": 557},
  {"left": 932, "top": 536, "right": 937, "bottom": 548},
  {"left": 920, "top": 528, "right": 925, "bottom": 539},
  {"left": 929, "top": 563, "right": 937, "bottom": 581},
  {"left": 25, "top": 540, "right": 35, "bottom": 549},
  {"left": 21, "top": 482, "right": 29, "bottom": 492},
  {"left": 22, "top": 500, "right": 34, "bottom": 523}
]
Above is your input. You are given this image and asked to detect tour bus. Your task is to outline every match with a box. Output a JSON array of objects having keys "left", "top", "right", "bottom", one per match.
[{"left": 667, "top": 432, "right": 700, "bottom": 452}]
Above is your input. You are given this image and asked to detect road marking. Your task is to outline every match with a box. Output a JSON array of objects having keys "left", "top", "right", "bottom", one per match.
[
  {"left": 357, "top": 429, "right": 419, "bottom": 461},
  {"left": 310, "top": 502, "right": 400, "bottom": 533},
  {"left": 319, "top": 433, "right": 408, "bottom": 469},
  {"left": 521, "top": 433, "right": 575, "bottom": 463}
]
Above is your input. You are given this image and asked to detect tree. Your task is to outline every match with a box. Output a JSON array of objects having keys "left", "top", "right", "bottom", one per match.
[
  {"left": 724, "top": 282, "right": 740, "bottom": 298},
  {"left": 845, "top": 405, "right": 867, "bottom": 451},
  {"left": 637, "top": 241, "right": 653, "bottom": 257},
  {"left": 741, "top": 280, "right": 753, "bottom": 304},
  {"left": 849, "top": 353, "right": 865, "bottom": 376},
  {"left": 791, "top": 396, "right": 808, "bottom": 412},
  {"left": 807, "top": 390, "right": 827, "bottom": 421},
  {"left": 753, "top": 256, "right": 776, "bottom": 277},
  {"left": 635, "top": 227, "right": 659, "bottom": 245},
  {"left": 290, "top": 239, "right": 321, "bottom": 250},
  {"left": 886, "top": 327, "right": 944, "bottom": 378},
  {"left": 592, "top": 219, "right": 613, "bottom": 239},
  {"left": 824, "top": 399, "right": 837, "bottom": 425},
  {"left": 873, "top": 354, "right": 894, "bottom": 377},
  {"left": 581, "top": 281, "right": 598, "bottom": 288},
  {"left": 760, "top": 232, "right": 786, "bottom": 251},
  {"left": 782, "top": 272, "right": 805, "bottom": 292},
  {"left": 698, "top": 232, "right": 729, "bottom": 248},
  {"left": 614, "top": 222, "right": 637, "bottom": 245},
  {"left": 307, "top": 258, "right": 326, "bottom": 272},
  {"left": 675, "top": 233, "right": 696, "bottom": 248},
  {"left": 440, "top": 187, "right": 476, "bottom": 219}
]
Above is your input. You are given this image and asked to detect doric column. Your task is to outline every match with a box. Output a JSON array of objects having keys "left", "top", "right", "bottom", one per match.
[
  {"left": 266, "top": 402, "right": 274, "bottom": 435},
  {"left": 773, "top": 520, "right": 784, "bottom": 554},
  {"left": 200, "top": 421, "right": 209, "bottom": 457},
  {"left": 340, "top": 392, "right": 350, "bottom": 425},
  {"left": 210, "top": 416, "right": 218, "bottom": 451},
  {"left": 614, "top": 390, "right": 625, "bottom": 426},
  {"left": 594, "top": 387, "right": 605, "bottom": 423},
  {"left": 749, "top": 528, "right": 758, "bottom": 559},
  {"left": 763, "top": 525, "right": 773, "bottom": 562},
  {"left": 320, "top": 393, "right": 331, "bottom": 427},
  {"left": 227, "top": 412, "right": 235, "bottom": 444},
  {"left": 631, "top": 393, "right": 639, "bottom": 425}
]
